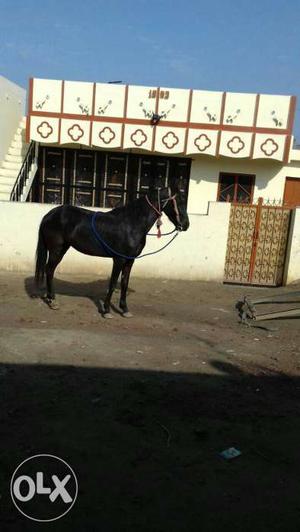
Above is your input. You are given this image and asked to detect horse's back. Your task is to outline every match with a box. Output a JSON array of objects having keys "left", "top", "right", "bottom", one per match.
[{"left": 41, "top": 204, "right": 90, "bottom": 223}]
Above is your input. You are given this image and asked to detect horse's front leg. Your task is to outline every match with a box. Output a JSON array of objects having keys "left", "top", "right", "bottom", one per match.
[
  {"left": 119, "top": 259, "right": 135, "bottom": 318},
  {"left": 102, "top": 258, "right": 123, "bottom": 318}
]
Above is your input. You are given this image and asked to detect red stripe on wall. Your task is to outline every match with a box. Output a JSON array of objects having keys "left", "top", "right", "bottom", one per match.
[
  {"left": 89, "top": 82, "right": 96, "bottom": 146},
  {"left": 183, "top": 89, "right": 193, "bottom": 155},
  {"left": 121, "top": 85, "right": 129, "bottom": 149},
  {"left": 26, "top": 78, "right": 34, "bottom": 143},
  {"left": 58, "top": 80, "right": 65, "bottom": 144},
  {"left": 283, "top": 134, "right": 292, "bottom": 164},
  {"left": 250, "top": 94, "right": 260, "bottom": 159},
  {"left": 151, "top": 87, "right": 160, "bottom": 152},
  {"left": 287, "top": 95, "right": 297, "bottom": 134},
  {"left": 28, "top": 109, "right": 290, "bottom": 136},
  {"left": 216, "top": 92, "right": 226, "bottom": 157}
]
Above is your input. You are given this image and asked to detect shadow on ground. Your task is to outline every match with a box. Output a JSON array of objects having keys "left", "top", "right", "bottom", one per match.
[
  {"left": 24, "top": 276, "right": 135, "bottom": 313},
  {"left": 1, "top": 360, "right": 300, "bottom": 531}
]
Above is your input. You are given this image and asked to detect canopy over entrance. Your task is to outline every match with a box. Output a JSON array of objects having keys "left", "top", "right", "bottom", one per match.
[{"left": 26, "top": 78, "right": 296, "bottom": 163}]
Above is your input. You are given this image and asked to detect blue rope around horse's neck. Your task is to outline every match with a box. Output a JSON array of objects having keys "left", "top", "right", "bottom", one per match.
[{"left": 91, "top": 212, "right": 178, "bottom": 260}]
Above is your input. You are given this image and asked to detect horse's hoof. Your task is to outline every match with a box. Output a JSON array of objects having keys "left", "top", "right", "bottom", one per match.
[
  {"left": 123, "top": 312, "right": 133, "bottom": 318},
  {"left": 44, "top": 297, "right": 59, "bottom": 310},
  {"left": 48, "top": 300, "right": 59, "bottom": 310},
  {"left": 103, "top": 312, "right": 113, "bottom": 319}
]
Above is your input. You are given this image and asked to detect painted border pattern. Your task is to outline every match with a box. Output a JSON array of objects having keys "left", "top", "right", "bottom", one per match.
[{"left": 27, "top": 78, "right": 297, "bottom": 161}]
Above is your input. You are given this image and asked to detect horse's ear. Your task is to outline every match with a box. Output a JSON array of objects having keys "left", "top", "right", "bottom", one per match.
[
  {"left": 168, "top": 178, "right": 180, "bottom": 196},
  {"left": 175, "top": 179, "right": 182, "bottom": 192},
  {"left": 147, "top": 184, "right": 160, "bottom": 202},
  {"left": 175, "top": 179, "right": 186, "bottom": 195},
  {"left": 158, "top": 187, "right": 171, "bottom": 201},
  {"left": 148, "top": 183, "right": 156, "bottom": 195},
  {"left": 149, "top": 177, "right": 161, "bottom": 190}
]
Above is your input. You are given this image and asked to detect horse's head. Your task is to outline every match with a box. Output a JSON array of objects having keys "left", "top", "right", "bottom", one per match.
[{"left": 148, "top": 187, "right": 190, "bottom": 232}]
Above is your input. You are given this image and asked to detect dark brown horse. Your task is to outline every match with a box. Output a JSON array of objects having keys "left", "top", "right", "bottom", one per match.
[{"left": 35, "top": 187, "right": 189, "bottom": 317}]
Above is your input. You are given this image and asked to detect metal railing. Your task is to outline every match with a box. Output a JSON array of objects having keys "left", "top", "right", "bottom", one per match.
[{"left": 10, "top": 141, "right": 37, "bottom": 201}]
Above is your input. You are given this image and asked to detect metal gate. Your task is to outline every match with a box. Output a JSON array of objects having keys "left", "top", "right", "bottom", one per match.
[{"left": 224, "top": 198, "right": 292, "bottom": 286}]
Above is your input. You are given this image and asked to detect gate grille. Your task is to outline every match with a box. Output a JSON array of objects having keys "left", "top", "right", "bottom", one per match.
[{"left": 224, "top": 199, "right": 292, "bottom": 286}]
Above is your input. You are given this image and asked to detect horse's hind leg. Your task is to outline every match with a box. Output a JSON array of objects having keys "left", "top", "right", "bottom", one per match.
[
  {"left": 119, "top": 259, "right": 134, "bottom": 317},
  {"left": 45, "top": 244, "right": 69, "bottom": 309},
  {"left": 102, "top": 258, "right": 123, "bottom": 317}
]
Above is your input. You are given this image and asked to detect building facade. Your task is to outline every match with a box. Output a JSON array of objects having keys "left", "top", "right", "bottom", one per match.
[
  {"left": 23, "top": 77, "right": 300, "bottom": 212},
  {"left": 0, "top": 76, "right": 300, "bottom": 284}
]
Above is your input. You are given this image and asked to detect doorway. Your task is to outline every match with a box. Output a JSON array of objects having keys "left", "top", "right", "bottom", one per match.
[{"left": 283, "top": 177, "right": 300, "bottom": 208}]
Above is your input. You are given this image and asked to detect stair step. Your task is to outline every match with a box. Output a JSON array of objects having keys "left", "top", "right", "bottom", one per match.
[
  {"left": 1, "top": 161, "right": 22, "bottom": 170},
  {"left": 0, "top": 175, "right": 18, "bottom": 185},
  {"left": 8, "top": 146, "right": 28, "bottom": 156},
  {"left": 15, "top": 127, "right": 26, "bottom": 135},
  {"left": 5, "top": 154, "right": 23, "bottom": 163},
  {"left": 0, "top": 168, "right": 18, "bottom": 177},
  {"left": 0, "top": 179, "right": 16, "bottom": 190},
  {"left": 11, "top": 140, "right": 24, "bottom": 149},
  {"left": 0, "top": 174, "right": 16, "bottom": 182},
  {"left": 13, "top": 133, "right": 24, "bottom": 142},
  {"left": 14, "top": 127, "right": 26, "bottom": 137},
  {"left": 0, "top": 182, "right": 15, "bottom": 191},
  {"left": 0, "top": 193, "right": 10, "bottom": 201}
]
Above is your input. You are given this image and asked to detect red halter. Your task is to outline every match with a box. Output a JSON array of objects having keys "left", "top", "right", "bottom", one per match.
[{"left": 145, "top": 189, "right": 180, "bottom": 238}]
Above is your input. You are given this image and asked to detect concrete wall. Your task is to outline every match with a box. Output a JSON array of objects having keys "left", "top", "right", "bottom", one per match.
[
  {"left": 286, "top": 208, "right": 300, "bottom": 284},
  {"left": 188, "top": 155, "right": 300, "bottom": 215},
  {"left": 0, "top": 200, "right": 230, "bottom": 281},
  {"left": 0, "top": 76, "right": 26, "bottom": 165}
]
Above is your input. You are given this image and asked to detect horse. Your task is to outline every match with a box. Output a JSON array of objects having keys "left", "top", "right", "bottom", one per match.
[{"left": 35, "top": 186, "right": 190, "bottom": 318}]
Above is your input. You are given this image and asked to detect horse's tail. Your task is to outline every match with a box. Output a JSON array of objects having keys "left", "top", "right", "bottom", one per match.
[{"left": 35, "top": 223, "right": 48, "bottom": 287}]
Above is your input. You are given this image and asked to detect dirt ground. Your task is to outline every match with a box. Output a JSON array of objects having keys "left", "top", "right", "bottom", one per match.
[{"left": 1, "top": 271, "right": 300, "bottom": 531}]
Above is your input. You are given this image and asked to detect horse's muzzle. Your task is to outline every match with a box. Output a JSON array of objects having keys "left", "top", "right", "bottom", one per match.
[{"left": 177, "top": 219, "right": 189, "bottom": 231}]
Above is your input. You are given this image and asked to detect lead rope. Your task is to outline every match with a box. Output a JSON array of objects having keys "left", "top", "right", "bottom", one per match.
[
  {"left": 145, "top": 194, "right": 163, "bottom": 238},
  {"left": 157, "top": 189, "right": 162, "bottom": 238},
  {"left": 146, "top": 191, "right": 180, "bottom": 237},
  {"left": 91, "top": 191, "right": 180, "bottom": 259},
  {"left": 91, "top": 212, "right": 178, "bottom": 260}
]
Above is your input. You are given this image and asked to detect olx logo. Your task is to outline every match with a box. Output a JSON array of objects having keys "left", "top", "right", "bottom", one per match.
[{"left": 10, "top": 454, "right": 78, "bottom": 522}]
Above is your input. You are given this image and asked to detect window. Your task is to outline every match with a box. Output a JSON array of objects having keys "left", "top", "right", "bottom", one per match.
[
  {"left": 101, "top": 154, "right": 127, "bottom": 208},
  {"left": 30, "top": 148, "right": 191, "bottom": 208},
  {"left": 71, "top": 151, "right": 95, "bottom": 206},
  {"left": 217, "top": 172, "right": 255, "bottom": 204}
]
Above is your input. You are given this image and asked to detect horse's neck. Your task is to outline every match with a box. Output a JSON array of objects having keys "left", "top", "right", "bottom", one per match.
[
  {"left": 144, "top": 210, "right": 160, "bottom": 233},
  {"left": 127, "top": 197, "right": 159, "bottom": 234}
]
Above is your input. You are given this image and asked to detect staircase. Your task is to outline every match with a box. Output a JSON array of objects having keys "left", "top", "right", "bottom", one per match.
[
  {"left": 0, "top": 116, "right": 29, "bottom": 200},
  {"left": 10, "top": 140, "right": 38, "bottom": 201}
]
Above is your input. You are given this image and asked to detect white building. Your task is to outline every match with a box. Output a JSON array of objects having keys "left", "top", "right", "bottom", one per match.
[{"left": 0, "top": 75, "right": 299, "bottom": 285}]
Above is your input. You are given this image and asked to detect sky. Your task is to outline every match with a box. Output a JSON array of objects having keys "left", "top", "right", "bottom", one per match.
[{"left": 1, "top": 0, "right": 300, "bottom": 140}]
